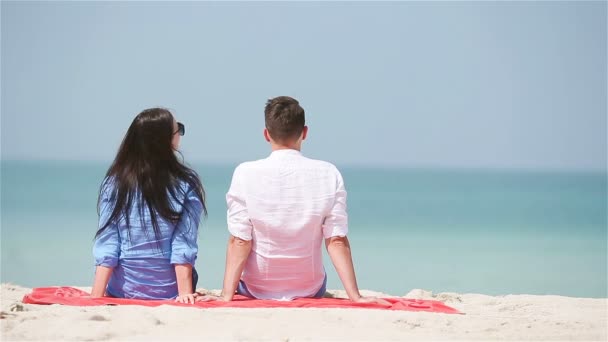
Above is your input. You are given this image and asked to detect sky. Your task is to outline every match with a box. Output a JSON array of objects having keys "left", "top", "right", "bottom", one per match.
[{"left": 1, "top": 1, "right": 606, "bottom": 171}]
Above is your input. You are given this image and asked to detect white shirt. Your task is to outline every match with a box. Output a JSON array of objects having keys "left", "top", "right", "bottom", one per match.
[{"left": 226, "top": 149, "right": 348, "bottom": 300}]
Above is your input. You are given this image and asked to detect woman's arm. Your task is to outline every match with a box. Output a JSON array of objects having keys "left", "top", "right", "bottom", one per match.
[
  {"left": 92, "top": 188, "right": 121, "bottom": 297},
  {"left": 175, "top": 264, "right": 193, "bottom": 294},
  {"left": 171, "top": 188, "right": 203, "bottom": 303},
  {"left": 174, "top": 264, "right": 195, "bottom": 303},
  {"left": 91, "top": 266, "right": 113, "bottom": 297},
  {"left": 91, "top": 231, "right": 119, "bottom": 297}
]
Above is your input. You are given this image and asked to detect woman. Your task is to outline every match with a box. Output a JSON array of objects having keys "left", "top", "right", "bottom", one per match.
[{"left": 91, "top": 108, "right": 206, "bottom": 304}]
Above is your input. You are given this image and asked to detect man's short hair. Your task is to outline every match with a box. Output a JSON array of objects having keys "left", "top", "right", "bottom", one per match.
[{"left": 264, "top": 96, "right": 305, "bottom": 142}]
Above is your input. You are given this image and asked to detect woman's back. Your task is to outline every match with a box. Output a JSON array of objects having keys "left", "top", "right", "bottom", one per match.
[
  {"left": 94, "top": 181, "right": 202, "bottom": 299},
  {"left": 91, "top": 108, "right": 206, "bottom": 301}
]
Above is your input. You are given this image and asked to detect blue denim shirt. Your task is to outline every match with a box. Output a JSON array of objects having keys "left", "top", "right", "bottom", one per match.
[{"left": 93, "top": 180, "right": 203, "bottom": 299}]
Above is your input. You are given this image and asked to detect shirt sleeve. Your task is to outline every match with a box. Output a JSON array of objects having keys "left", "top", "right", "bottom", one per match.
[
  {"left": 93, "top": 184, "right": 121, "bottom": 267},
  {"left": 322, "top": 168, "right": 349, "bottom": 239},
  {"left": 170, "top": 187, "right": 203, "bottom": 265},
  {"left": 226, "top": 165, "right": 253, "bottom": 241}
]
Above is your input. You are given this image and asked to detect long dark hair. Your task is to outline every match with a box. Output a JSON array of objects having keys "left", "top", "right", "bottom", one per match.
[{"left": 95, "top": 108, "right": 206, "bottom": 246}]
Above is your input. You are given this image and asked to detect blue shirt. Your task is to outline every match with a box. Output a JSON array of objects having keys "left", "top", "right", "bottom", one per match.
[{"left": 93, "top": 180, "right": 203, "bottom": 299}]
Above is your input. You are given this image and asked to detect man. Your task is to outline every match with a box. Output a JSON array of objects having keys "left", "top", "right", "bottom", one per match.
[{"left": 211, "top": 96, "right": 385, "bottom": 303}]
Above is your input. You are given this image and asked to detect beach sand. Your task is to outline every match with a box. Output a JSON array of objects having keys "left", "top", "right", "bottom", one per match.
[{"left": 1, "top": 283, "right": 606, "bottom": 341}]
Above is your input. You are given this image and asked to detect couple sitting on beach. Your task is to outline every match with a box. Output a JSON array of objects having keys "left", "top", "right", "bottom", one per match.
[{"left": 91, "top": 96, "right": 386, "bottom": 305}]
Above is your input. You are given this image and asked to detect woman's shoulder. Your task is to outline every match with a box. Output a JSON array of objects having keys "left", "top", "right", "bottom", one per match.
[
  {"left": 173, "top": 178, "right": 194, "bottom": 193},
  {"left": 101, "top": 175, "right": 115, "bottom": 186},
  {"left": 99, "top": 176, "right": 118, "bottom": 198},
  {"left": 171, "top": 178, "right": 201, "bottom": 204}
]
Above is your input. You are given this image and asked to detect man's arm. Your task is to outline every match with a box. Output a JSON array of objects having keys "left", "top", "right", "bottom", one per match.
[
  {"left": 326, "top": 236, "right": 391, "bottom": 305},
  {"left": 323, "top": 169, "right": 365, "bottom": 301},
  {"left": 323, "top": 169, "right": 390, "bottom": 305},
  {"left": 220, "top": 235, "right": 252, "bottom": 301},
  {"left": 325, "top": 236, "right": 361, "bottom": 301},
  {"left": 216, "top": 165, "right": 254, "bottom": 301}
]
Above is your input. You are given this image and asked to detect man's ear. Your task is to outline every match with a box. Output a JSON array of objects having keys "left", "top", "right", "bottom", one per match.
[
  {"left": 263, "top": 128, "right": 271, "bottom": 142},
  {"left": 301, "top": 126, "right": 308, "bottom": 141}
]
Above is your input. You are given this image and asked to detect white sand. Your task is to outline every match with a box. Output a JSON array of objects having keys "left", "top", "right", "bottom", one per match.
[{"left": 1, "top": 283, "right": 606, "bottom": 341}]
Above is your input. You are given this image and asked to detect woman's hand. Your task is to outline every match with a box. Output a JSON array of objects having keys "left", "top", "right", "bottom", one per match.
[
  {"left": 175, "top": 293, "right": 196, "bottom": 304},
  {"left": 351, "top": 296, "right": 392, "bottom": 306},
  {"left": 195, "top": 293, "right": 231, "bottom": 302}
]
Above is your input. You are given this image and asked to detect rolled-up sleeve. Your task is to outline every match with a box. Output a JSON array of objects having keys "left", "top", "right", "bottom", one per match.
[
  {"left": 170, "top": 188, "right": 203, "bottom": 265},
  {"left": 94, "top": 185, "right": 120, "bottom": 267},
  {"left": 226, "top": 165, "right": 253, "bottom": 241},
  {"left": 322, "top": 169, "right": 349, "bottom": 239}
]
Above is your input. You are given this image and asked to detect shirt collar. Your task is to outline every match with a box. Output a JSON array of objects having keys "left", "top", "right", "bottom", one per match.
[{"left": 269, "top": 149, "right": 302, "bottom": 158}]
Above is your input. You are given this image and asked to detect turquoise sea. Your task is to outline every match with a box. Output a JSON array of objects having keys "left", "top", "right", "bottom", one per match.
[{"left": 1, "top": 160, "right": 606, "bottom": 298}]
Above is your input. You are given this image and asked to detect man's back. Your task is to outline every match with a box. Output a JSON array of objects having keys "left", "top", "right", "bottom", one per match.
[
  {"left": 214, "top": 96, "right": 382, "bottom": 305},
  {"left": 226, "top": 149, "right": 348, "bottom": 300}
]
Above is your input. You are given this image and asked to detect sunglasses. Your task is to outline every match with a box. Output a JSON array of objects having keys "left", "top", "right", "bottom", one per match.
[{"left": 174, "top": 122, "right": 185, "bottom": 136}]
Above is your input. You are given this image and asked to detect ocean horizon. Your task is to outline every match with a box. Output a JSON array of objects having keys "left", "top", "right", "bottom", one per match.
[{"left": 1, "top": 159, "right": 606, "bottom": 298}]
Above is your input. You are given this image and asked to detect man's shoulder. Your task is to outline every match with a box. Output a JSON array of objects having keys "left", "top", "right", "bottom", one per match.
[
  {"left": 232, "top": 155, "right": 342, "bottom": 177},
  {"left": 301, "top": 156, "right": 340, "bottom": 173},
  {"left": 234, "top": 158, "right": 265, "bottom": 170},
  {"left": 231, "top": 159, "right": 267, "bottom": 178}
]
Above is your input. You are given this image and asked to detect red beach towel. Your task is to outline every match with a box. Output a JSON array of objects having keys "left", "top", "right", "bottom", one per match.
[{"left": 22, "top": 287, "right": 462, "bottom": 314}]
